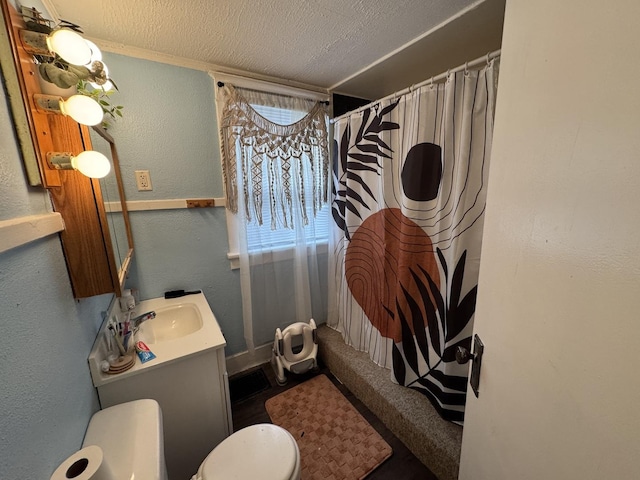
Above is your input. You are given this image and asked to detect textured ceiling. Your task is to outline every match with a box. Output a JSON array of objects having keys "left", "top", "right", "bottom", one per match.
[{"left": 46, "top": 0, "right": 504, "bottom": 98}]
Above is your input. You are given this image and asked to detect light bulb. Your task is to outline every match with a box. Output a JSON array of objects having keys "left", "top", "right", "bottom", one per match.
[
  {"left": 85, "top": 40, "right": 102, "bottom": 64},
  {"left": 46, "top": 29, "right": 92, "bottom": 66},
  {"left": 72, "top": 151, "right": 111, "bottom": 178},
  {"left": 60, "top": 95, "right": 103, "bottom": 126}
]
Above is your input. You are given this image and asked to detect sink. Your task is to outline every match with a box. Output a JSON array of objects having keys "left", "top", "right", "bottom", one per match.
[
  {"left": 88, "top": 292, "right": 227, "bottom": 389},
  {"left": 138, "top": 303, "right": 203, "bottom": 344}
]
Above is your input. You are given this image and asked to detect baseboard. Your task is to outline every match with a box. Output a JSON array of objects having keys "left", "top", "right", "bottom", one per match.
[{"left": 225, "top": 343, "right": 273, "bottom": 376}]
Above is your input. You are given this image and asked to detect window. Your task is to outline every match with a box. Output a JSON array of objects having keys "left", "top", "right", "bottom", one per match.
[{"left": 244, "top": 103, "right": 330, "bottom": 253}]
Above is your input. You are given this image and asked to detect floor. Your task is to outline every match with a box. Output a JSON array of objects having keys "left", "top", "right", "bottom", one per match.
[{"left": 230, "top": 361, "right": 439, "bottom": 480}]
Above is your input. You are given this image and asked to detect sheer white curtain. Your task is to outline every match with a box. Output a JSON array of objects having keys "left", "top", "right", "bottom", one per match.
[{"left": 216, "top": 84, "right": 330, "bottom": 352}]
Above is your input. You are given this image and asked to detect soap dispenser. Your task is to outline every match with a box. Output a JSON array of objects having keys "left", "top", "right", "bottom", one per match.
[{"left": 119, "top": 289, "right": 135, "bottom": 312}]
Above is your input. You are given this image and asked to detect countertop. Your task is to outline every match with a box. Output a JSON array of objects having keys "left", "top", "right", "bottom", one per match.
[{"left": 88, "top": 292, "right": 226, "bottom": 387}]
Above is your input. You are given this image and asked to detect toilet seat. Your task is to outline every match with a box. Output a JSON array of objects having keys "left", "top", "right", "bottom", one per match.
[{"left": 195, "top": 424, "right": 300, "bottom": 480}]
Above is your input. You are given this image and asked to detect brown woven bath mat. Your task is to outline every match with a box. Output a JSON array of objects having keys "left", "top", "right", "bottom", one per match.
[{"left": 265, "top": 374, "right": 392, "bottom": 480}]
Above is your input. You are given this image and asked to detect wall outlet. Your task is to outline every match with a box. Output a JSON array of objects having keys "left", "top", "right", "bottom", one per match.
[{"left": 135, "top": 170, "right": 153, "bottom": 191}]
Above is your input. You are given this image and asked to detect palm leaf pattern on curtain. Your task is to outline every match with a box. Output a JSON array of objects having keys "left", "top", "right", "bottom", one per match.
[
  {"left": 331, "top": 101, "right": 399, "bottom": 239},
  {"left": 392, "top": 249, "right": 476, "bottom": 423}
]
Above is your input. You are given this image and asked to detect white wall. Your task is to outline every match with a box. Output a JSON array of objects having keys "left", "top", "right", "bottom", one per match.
[{"left": 459, "top": 0, "right": 640, "bottom": 478}]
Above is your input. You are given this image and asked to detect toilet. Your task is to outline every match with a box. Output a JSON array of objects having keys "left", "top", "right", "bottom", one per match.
[
  {"left": 193, "top": 423, "right": 301, "bottom": 480},
  {"left": 82, "top": 399, "right": 169, "bottom": 479},
  {"left": 82, "top": 399, "right": 300, "bottom": 480}
]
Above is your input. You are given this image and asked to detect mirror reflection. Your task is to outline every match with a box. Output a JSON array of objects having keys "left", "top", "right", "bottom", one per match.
[{"left": 89, "top": 127, "right": 132, "bottom": 285}]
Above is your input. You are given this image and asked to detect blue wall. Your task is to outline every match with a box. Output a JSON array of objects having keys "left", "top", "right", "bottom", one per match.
[
  {"left": 102, "top": 53, "right": 245, "bottom": 355},
  {"left": 0, "top": 69, "right": 112, "bottom": 478}
]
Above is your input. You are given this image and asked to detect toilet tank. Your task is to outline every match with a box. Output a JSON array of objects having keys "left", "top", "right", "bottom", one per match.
[{"left": 82, "top": 399, "right": 169, "bottom": 480}]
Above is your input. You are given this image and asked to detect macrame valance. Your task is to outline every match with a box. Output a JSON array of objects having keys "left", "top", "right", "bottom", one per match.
[{"left": 218, "top": 85, "right": 329, "bottom": 229}]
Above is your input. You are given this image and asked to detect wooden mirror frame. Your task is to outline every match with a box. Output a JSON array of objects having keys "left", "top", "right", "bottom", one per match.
[{"left": 89, "top": 125, "right": 134, "bottom": 292}]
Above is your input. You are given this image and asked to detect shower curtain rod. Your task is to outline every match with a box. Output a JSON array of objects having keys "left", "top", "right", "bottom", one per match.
[{"left": 331, "top": 49, "right": 501, "bottom": 124}]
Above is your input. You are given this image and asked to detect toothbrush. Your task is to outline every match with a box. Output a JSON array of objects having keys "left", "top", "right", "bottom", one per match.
[
  {"left": 123, "top": 331, "right": 133, "bottom": 351},
  {"left": 108, "top": 324, "right": 126, "bottom": 355},
  {"left": 123, "top": 311, "right": 131, "bottom": 336}
]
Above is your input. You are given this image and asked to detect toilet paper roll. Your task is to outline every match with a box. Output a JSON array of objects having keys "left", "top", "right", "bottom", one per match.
[{"left": 50, "top": 445, "right": 115, "bottom": 480}]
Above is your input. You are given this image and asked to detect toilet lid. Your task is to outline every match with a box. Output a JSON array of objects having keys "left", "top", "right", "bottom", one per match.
[{"left": 199, "top": 424, "right": 299, "bottom": 480}]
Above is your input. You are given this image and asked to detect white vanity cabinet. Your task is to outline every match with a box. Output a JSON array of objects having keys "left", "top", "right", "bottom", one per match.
[{"left": 88, "top": 294, "right": 233, "bottom": 480}]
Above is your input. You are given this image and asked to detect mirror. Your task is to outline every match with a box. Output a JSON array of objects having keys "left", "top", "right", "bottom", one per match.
[{"left": 89, "top": 126, "right": 134, "bottom": 292}]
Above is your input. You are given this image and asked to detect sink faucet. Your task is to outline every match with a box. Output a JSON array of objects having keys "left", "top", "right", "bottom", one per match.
[{"left": 130, "top": 311, "right": 156, "bottom": 329}]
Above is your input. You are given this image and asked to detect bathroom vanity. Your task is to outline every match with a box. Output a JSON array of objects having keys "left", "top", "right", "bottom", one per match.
[{"left": 88, "top": 293, "right": 232, "bottom": 480}]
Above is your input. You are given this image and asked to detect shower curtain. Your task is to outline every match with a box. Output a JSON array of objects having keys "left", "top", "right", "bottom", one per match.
[{"left": 328, "top": 60, "right": 498, "bottom": 424}]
